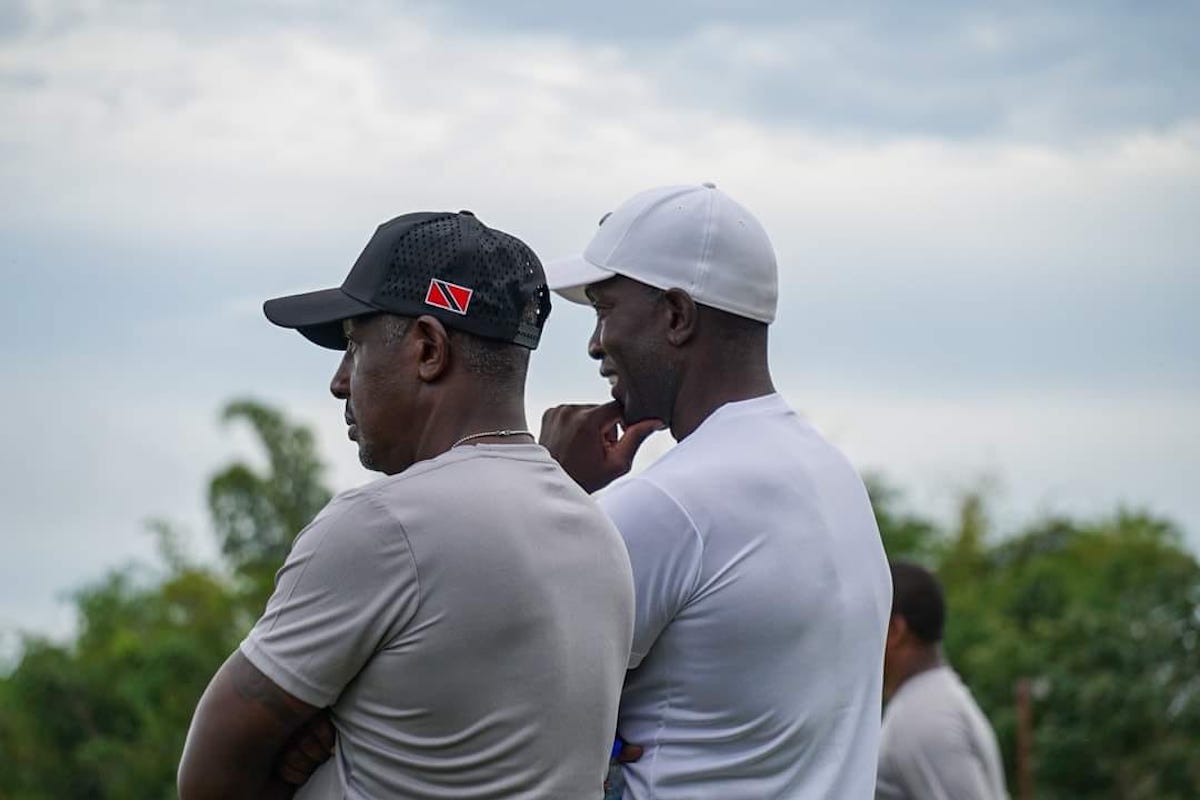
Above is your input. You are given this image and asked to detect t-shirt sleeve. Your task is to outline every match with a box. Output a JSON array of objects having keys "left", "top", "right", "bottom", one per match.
[
  {"left": 239, "top": 492, "right": 420, "bottom": 707},
  {"left": 600, "top": 478, "right": 703, "bottom": 669}
]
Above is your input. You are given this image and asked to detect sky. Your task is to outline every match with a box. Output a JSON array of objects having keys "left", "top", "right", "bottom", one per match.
[{"left": 2, "top": 0, "right": 1198, "bottom": 643}]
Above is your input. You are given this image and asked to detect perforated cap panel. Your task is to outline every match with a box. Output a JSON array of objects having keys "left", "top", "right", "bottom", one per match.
[{"left": 340, "top": 211, "right": 551, "bottom": 348}]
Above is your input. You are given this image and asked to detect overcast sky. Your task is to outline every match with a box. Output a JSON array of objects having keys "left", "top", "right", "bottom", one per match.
[{"left": 3, "top": 0, "right": 1198, "bottom": 643}]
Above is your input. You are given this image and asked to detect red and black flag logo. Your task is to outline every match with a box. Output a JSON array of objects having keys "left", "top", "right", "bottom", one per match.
[{"left": 425, "top": 279, "right": 473, "bottom": 315}]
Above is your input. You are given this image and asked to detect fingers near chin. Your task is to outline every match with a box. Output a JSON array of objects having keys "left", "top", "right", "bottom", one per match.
[
  {"left": 590, "top": 401, "right": 625, "bottom": 426},
  {"left": 314, "top": 721, "right": 336, "bottom": 749},
  {"left": 629, "top": 419, "right": 664, "bottom": 440}
]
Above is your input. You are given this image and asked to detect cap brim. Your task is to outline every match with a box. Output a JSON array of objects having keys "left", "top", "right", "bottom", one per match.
[
  {"left": 263, "top": 287, "right": 378, "bottom": 350},
  {"left": 543, "top": 254, "right": 616, "bottom": 306}
]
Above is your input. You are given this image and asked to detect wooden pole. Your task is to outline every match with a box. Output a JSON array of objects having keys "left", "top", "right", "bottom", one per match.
[{"left": 1015, "top": 677, "right": 1034, "bottom": 800}]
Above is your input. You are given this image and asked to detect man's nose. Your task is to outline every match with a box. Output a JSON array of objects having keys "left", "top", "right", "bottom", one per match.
[
  {"left": 587, "top": 324, "right": 604, "bottom": 361},
  {"left": 330, "top": 352, "right": 351, "bottom": 399}
]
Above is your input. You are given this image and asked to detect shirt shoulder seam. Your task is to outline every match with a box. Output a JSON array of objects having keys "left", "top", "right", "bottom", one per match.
[
  {"left": 357, "top": 491, "right": 423, "bottom": 628},
  {"left": 609, "top": 472, "right": 700, "bottom": 662}
]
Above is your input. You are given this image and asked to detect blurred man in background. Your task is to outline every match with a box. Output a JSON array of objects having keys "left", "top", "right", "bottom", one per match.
[
  {"left": 877, "top": 561, "right": 1009, "bottom": 800},
  {"left": 541, "top": 183, "right": 892, "bottom": 799},
  {"left": 179, "top": 210, "right": 634, "bottom": 799}
]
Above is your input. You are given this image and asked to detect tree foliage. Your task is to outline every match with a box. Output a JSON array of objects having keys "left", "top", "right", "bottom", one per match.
[
  {"left": 2, "top": 568, "right": 243, "bottom": 798},
  {"left": 0, "top": 400, "right": 330, "bottom": 799},
  {"left": 1, "top": 407, "right": 1196, "bottom": 797},
  {"left": 872, "top": 481, "right": 1200, "bottom": 799},
  {"left": 209, "top": 399, "right": 332, "bottom": 610}
]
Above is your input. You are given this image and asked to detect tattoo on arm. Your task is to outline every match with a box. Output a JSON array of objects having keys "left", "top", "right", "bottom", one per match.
[{"left": 230, "top": 653, "right": 311, "bottom": 728}]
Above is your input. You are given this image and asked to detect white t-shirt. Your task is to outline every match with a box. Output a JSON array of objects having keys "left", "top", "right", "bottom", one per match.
[
  {"left": 241, "top": 443, "right": 635, "bottom": 799},
  {"left": 876, "top": 666, "right": 1009, "bottom": 800},
  {"left": 601, "top": 393, "right": 892, "bottom": 799}
]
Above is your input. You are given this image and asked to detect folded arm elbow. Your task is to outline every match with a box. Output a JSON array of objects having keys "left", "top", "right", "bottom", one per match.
[{"left": 178, "top": 650, "right": 318, "bottom": 799}]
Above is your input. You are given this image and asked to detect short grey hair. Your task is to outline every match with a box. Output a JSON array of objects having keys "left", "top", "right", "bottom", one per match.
[
  {"left": 380, "top": 314, "right": 528, "bottom": 388},
  {"left": 381, "top": 315, "right": 412, "bottom": 345}
]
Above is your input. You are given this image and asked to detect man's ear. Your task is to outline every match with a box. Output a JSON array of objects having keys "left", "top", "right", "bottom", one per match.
[
  {"left": 886, "top": 614, "right": 908, "bottom": 649},
  {"left": 412, "top": 315, "right": 452, "bottom": 382},
  {"left": 662, "top": 288, "right": 698, "bottom": 347}
]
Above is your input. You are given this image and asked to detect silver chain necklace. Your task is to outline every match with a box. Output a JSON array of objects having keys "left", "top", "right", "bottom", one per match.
[{"left": 451, "top": 429, "right": 534, "bottom": 449}]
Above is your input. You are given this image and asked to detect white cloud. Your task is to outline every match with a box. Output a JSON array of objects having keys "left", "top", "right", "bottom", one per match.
[
  {"left": 2, "top": 3, "right": 1198, "bottom": 638},
  {"left": 1, "top": 11, "right": 1195, "bottom": 302},
  {"left": 789, "top": 384, "right": 1200, "bottom": 538}
]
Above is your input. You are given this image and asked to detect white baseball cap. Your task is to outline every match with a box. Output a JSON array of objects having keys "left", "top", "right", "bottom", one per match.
[{"left": 545, "top": 182, "right": 778, "bottom": 323}]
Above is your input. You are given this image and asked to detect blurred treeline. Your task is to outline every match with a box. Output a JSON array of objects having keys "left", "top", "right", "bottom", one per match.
[
  {"left": 1, "top": 400, "right": 1198, "bottom": 798},
  {"left": 0, "top": 401, "right": 330, "bottom": 798}
]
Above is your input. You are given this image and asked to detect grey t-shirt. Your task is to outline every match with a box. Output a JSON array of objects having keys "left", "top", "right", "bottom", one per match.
[
  {"left": 876, "top": 666, "right": 1009, "bottom": 800},
  {"left": 241, "top": 443, "right": 635, "bottom": 799}
]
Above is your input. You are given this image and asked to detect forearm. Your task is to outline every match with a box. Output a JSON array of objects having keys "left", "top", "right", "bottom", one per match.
[
  {"left": 178, "top": 736, "right": 306, "bottom": 800},
  {"left": 178, "top": 742, "right": 290, "bottom": 800},
  {"left": 178, "top": 767, "right": 279, "bottom": 800},
  {"left": 179, "top": 651, "right": 319, "bottom": 799},
  {"left": 178, "top": 709, "right": 282, "bottom": 799}
]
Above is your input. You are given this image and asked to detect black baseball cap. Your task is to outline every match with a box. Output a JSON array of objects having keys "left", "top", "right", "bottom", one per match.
[{"left": 264, "top": 211, "right": 552, "bottom": 350}]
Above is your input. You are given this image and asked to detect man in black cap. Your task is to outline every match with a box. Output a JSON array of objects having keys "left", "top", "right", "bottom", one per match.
[{"left": 179, "top": 211, "right": 635, "bottom": 799}]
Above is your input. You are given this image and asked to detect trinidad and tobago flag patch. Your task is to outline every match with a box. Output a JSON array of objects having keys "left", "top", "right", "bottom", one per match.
[{"left": 425, "top": 278, "right": 473, "bottom": 315}]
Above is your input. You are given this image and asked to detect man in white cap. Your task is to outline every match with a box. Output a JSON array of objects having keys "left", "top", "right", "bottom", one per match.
[{"left": 540, "top": 183, "right": 892, "bottom": 799}]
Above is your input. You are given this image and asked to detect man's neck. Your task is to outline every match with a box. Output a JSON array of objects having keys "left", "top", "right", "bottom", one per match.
[
  {"left": 670, "top": 366, "right": 775, "bottom": 441},
  {"left": 885, "top": 647, "right": 945, "bottom": 701},
  {"left": 418, "top": 394, "right": 531, "bottom": 460}
]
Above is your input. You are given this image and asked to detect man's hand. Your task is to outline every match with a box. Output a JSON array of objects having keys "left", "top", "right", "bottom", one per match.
[
  {"left": 276, "top": 709, "right": 336, "bottom": 786},
  {"left": 540, "top": 402, "right": 664, "bottom": 493}
]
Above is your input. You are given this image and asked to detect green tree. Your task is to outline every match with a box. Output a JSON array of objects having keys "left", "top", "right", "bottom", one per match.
[
  {"left": 865, "top": 473, "right": 942, "bottom": 565},
  {"left": 0, "top": 556, "right": 242, "bottom": 799},
  {"left": 4, "top": 405, "right": 1198, "bottom": 798},
  {"left": 958, "top": 511, "right": 1200, "bottom": 799},
  {"left": 208, "top": 399, "right": 332, "bottom": 611},
  {"left": 876, "top": 485, "right": 1200, "bottom": 799},
  {"left": 0, "top": 400, "right": 332, "bottom": 799}
]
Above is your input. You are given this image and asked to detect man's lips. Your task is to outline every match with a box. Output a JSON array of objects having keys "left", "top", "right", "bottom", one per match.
[{"left": 601, "top": 371, "right": 620, "bottom": 401}]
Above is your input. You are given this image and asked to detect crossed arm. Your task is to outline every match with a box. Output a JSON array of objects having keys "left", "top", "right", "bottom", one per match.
[{"left": 178, "top": 650, "right": 330, "bottom": 799}]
